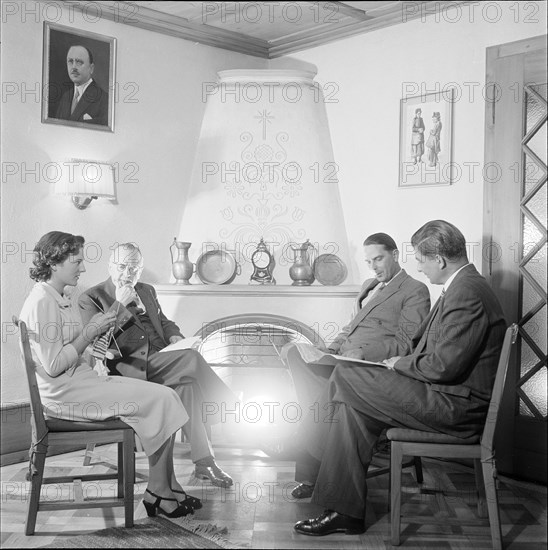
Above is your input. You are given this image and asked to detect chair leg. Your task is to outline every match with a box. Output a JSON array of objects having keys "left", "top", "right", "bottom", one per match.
[
  {"left": 83, "top": 443, "right": 96, "bottom": 466},
  {"left": 413, "top": 457, "right": 423, "bottom": 484},
  {"left": 123, "top": 431, "right": 135, "bottom": 528},
  {"left": 390, "top": 442, "right": 404, "bottom": 546},
  {"left": 117, "top": 441, "right": 124, "bottom": 498},
  {"left": 25, "top": 448, "right": 46, "bottom": 536},
  {"left": 474, "top": 459, "right": 488, "bottom": 518},
  {"left": 481, "top": 459, "right": 503, "bottom": 550}
]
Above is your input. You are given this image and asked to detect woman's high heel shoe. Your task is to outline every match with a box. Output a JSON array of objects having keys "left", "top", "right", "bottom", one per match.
[
  {"left": 143, "top": 488, "right": 194, "bottom": 518},
  {"left": 172, "top": 488, "right": 202, "bottom": 510}
]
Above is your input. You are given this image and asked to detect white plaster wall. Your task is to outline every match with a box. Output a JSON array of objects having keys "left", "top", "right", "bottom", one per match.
[
  {"left": 270, "top": 2, "right": 547, "bottom": 293},
  {"left": 2, "top": 2, "right": 546, "bottom": 405},
  {"left": 1, "top": 2, "right": 266, "bottom": 404}
]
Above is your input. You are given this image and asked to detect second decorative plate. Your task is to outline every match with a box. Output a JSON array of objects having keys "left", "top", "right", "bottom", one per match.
[{"left": 313, "top": 254, "right": 348, "bottom": 286}]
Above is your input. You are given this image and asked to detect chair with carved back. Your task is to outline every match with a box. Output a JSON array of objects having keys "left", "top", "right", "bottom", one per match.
[
  {"left": 388, "top": 323, "right": 518, "bottom": 549},
  {"left": 14, "top": 317, "right": 135, "bottom": 535}
]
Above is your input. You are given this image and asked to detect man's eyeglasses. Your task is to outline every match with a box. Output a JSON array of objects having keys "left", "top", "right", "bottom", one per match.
[{"left": 111, "top": 262, "right": 142, "bottom": 274}]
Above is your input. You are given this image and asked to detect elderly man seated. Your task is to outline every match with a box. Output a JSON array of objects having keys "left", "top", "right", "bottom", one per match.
[{"left": 79, "top": 243, "right": 238, "bottom": 488}]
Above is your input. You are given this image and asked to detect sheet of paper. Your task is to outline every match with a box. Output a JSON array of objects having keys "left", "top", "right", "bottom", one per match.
[
  {"left": 159, "top": 336, "right": 201, "bottom": 353},
  {"left": 329, "top": 353, "right": 387, "bottom": 367},
  {"left": 293, "top": 342, "right": 386, "bottom": 367}
]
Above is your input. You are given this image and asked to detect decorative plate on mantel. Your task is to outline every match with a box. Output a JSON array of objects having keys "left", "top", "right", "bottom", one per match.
[
  {"left": 313, "top": 254, "right": 348, "bottom": 286},
  {"left": 195, "top": 250, "right": 239, "bottom": 284}
]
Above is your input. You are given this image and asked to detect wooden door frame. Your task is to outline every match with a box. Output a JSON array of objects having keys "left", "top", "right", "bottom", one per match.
[
  {"left": 484, "top": 35, "right": 547, "bottom": 283},
  {"left": 483, "top": 35, "right": 547, "bottom": 479}
]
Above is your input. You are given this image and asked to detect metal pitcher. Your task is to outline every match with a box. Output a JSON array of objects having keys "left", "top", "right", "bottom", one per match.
[
  {"left": 289, "top": 239, "right": 316, "bottom": 286},
  {"left": 170, "top": 238, "right": 194, "bottom": 284}
]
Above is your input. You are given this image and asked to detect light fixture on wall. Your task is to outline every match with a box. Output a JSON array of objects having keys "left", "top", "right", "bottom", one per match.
[{"left": 54, "top": 160, "right": 116, "bottom": 210}]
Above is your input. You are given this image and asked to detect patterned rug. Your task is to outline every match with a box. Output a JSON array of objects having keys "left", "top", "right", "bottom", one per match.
[{"left": 44, "top": 516, "right": 239, "bottom": 549}]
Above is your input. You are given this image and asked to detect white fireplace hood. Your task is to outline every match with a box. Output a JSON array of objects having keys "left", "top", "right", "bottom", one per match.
[{"left": 177, "top": 68, "right": 352, "bottom": 286}]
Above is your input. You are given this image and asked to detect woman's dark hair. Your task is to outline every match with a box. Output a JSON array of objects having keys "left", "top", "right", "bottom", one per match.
[
  {"left": 30, "top": 231, "right": 85, "bottom": 282},
  {"left": 363, "top": 232, "right": 398, "bottom": 252}
]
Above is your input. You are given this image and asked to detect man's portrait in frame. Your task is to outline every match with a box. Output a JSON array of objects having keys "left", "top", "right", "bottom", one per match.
[{"left": 42, "top": 22, "right": 116, "bottom": 132}]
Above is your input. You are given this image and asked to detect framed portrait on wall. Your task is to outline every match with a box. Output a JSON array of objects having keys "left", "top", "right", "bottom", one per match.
[
  {"left": 398, "top": 89, "right": 454, "bottom": 188},
  {"left": 42, "top": 22, "right": 116, "bottom": 132}
]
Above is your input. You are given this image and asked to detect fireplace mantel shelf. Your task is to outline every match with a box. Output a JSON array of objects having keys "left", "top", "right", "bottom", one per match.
[{"left": 155, "top": 284, "right": 361, "bottom": 298}]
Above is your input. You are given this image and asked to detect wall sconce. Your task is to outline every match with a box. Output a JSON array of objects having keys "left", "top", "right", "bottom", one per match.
[{"left": 54, "top": 160, "right": 116, "bottom": 210}]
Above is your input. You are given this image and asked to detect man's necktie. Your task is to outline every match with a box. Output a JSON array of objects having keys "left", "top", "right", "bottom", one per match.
[
  {"left": 127, "top": 300, "right": 145, "bottom": 316},
  {"left": 361, "top": 282, "right": 385, "bottom": 308},
  {"left": 70, "top": 89, "right": 80, "bottom": 114},
  {"left": 428, "top": 288, "right": 447, "bottom": 322}
]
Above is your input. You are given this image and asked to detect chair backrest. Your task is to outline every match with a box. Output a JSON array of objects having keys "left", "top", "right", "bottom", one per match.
[
  {"left": 481, "top": 323, "right": 519, "bottom": 452},
  {"left": 12, "top": 317, "right": 49, "bottom": 442}
]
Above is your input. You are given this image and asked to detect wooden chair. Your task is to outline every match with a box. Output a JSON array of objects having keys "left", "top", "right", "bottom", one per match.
[
  {"left": 15, "top": 318, "right": 135, "bottom": 535},
  {"left": 368, "top": 445, "right": 423, "bottom": 485},
  {"left": 388, "top": 323, "right": 518, "bottom": 549}
]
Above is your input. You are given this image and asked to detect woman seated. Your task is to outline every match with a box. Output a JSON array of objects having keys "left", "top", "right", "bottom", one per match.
[{"left": 19, "top": 231, "right": 201, "bottom": 518}]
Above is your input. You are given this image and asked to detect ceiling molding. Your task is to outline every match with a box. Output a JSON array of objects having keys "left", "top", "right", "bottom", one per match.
[
  {"left": 62, "top": 0, "right": 271, "bottom": 58},
  {"left": 59, "top": 1, "right": 474, "bottom": 59}
]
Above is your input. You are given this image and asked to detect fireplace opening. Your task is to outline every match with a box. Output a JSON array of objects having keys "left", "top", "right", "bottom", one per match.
[{"left": 195, "top": 314, "right": 324, "bottom": 456}]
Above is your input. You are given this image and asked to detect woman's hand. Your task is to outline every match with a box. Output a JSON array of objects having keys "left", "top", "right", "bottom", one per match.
[{"left": 83, "top": 312, "right": 116, "bottom": 342}]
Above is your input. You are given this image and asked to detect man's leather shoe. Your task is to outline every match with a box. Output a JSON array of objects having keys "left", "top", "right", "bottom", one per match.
[
  {"left": 291, "top": 483, "right": 314, "bottom": 499},
  {"left": 194, "top": 458, "right": 233, "bottom": 488},
  {"left": 294, "top": 509, "right": 365, "bottom": 536}
]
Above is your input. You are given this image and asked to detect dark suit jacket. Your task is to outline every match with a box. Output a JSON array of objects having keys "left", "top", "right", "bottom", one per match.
[
  {"left": 79, "top": 279, "right": 183, "bottom": 380},
  {"left": 55, "top": 80, "right": 108, "bottom": 125},
  {"left": 394, "top": 264, "right": 507, "bottom": 403},
  {"left": 328, "top": 270, "right": 430, "bottom": 362}
]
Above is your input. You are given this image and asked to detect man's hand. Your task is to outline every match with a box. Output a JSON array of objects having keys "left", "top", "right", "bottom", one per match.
[
  {"left": 383, "top": 356, "right": 401, "bottom": 370},
  {"left": 169, "top": 335, "right": 184, "bottom": 344},
  {"left": 342, "top": 348, "right": 365, "bottom": 360},
  {"left": 115, "top": 284, "right": 137, "bottom": 307}
]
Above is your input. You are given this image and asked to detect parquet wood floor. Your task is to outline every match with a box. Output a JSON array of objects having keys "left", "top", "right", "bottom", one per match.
[{"left": 1, "top": 438, "right": 546, "bottom": 549}]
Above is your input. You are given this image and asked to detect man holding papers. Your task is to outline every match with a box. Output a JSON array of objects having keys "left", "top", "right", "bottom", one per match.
[
  {"left": 79, "top": 243, "right": 237, "bottom": 488},
  {"left": 283, "top": 232, "right": 430, "bottom": 498},
  {"left": 293, "top": 221, "right": 506, "bottom": 536}
]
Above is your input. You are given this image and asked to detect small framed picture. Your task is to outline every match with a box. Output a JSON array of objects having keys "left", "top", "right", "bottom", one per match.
[
  {"left": 398, "top": 89, "right": 454, "bottom": 188},
  {"left": 42, "top": 22, "right": 116, "bottom": 132}
]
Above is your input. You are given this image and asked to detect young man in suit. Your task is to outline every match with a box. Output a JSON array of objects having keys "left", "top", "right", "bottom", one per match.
[
  {"left": 79, "top": 243, "right": 237, "bottom": 488},
  {"left": 284, "top": 232, "right": 430, "bottom": 498},
  {"left": 293, "top": 220, "right": 507, "bottom": 536},
  {"left": 55, "top": 45, "right": 108, "bottom": 125}
]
